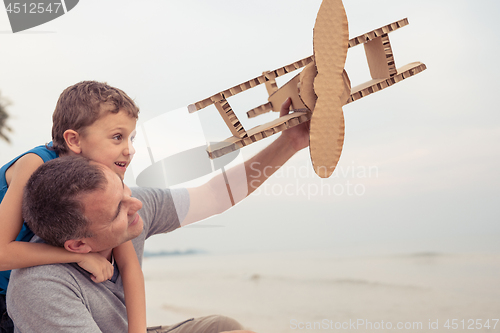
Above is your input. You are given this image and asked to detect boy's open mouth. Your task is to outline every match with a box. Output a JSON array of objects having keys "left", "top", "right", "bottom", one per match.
[{"left": 115, "top": 162, "right": 126, "bottom": 167}]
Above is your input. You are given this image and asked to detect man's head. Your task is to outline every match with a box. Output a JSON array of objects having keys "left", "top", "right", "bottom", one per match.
[
  {"left": 51, "top": 81, "right": 140, "bottom": 177},
  {"left": 23, "top": 156, "right": 144, "bottom": 254}
]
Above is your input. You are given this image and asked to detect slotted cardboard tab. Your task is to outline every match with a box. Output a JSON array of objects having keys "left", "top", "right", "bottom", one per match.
[
  {"left": 213, "top": 97, "right": 247, "bottom": 139},
  {"left": 364, "top": 34, "right": 397, "bottom": 79}
]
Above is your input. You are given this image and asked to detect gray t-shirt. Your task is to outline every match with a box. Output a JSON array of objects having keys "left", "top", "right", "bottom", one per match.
[{"left": 7, "top": 187, "right": 189, "bottom": 333}]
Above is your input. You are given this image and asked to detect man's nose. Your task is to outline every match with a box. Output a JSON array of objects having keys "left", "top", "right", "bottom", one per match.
[{"left": 127, "top": 197, "right": 143, "bottom": 214}]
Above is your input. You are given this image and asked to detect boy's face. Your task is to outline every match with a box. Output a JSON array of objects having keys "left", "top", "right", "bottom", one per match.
[{"left": 78, "top": 110, "right": 136, "bottom": 178}]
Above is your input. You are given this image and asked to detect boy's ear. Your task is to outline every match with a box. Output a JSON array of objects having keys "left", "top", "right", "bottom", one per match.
[
  {"left": 64, "top": 239, "right": 92, "bottom": 254},
  {"left": 63, "top": 129, "right": 82, "bottom": 154}
]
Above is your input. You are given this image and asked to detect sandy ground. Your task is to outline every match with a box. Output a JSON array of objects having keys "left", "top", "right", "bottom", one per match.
[{"left": 143, "top": 250, "right": 500, "bottom": 332}]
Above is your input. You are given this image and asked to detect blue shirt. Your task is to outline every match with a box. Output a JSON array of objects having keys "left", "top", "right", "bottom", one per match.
[{"left": 0, "top": 143, "right": 58, "bottom": 294}]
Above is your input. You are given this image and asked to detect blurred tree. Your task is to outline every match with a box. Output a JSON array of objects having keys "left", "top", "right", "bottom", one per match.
[{"left": 0, "top": 91, "right": 11, "bottom": 143}]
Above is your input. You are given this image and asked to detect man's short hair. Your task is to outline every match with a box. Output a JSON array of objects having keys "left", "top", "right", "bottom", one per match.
[
  {"left": 51, "top": 81, "right": 140, "bottom": 154},
  {"left": 23, "top": 156, "right": 108, "bottom": 247}
]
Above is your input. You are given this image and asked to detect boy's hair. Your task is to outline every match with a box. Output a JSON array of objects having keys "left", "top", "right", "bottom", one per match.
[
  {"left": 22, "top": 156, "right": 107, "bottom": 247},
  {"left": 51, "top": 81, "right": 140, "bottom": 154}
]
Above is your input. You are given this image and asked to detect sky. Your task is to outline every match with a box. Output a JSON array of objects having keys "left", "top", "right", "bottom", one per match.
[{"left": 1, "top": 0, "right": 499, "bottom": 255}]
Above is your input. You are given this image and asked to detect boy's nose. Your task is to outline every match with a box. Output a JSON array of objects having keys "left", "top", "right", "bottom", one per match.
[{"left": 124, "top": 143, "right": 135, "bottom": 157}]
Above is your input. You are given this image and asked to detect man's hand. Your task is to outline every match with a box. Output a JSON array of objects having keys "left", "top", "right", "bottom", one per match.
[
  {"left": 279, "top": 97, "right": 311, "bottom": 153},
  {"left": 76, "top": 252, "right": 114, "bottom": 283}
]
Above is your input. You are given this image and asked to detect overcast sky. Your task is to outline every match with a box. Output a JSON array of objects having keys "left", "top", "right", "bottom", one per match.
[{"left": 1, "top": 0, "right": 499, "bottom": 255}]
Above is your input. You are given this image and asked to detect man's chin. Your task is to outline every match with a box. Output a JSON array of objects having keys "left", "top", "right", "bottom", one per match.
[{"left": 128, "top": 218, "right": 144, "bottom": 240}]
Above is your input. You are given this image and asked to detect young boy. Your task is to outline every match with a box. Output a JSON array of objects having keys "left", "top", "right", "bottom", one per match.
[{"left": 0, "top": 81, "right": 146, "bottom": 333}]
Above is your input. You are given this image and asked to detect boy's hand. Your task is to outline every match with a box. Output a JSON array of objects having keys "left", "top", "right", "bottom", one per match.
[{"left": 77, "top": 253, "right": 114, "bottom": 283}]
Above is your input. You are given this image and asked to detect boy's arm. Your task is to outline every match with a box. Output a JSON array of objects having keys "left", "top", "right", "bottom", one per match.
[
  {"left": 0, "top": 153, "right": 113, "bottom": 282},
  {"left": 182, "top": 98, "right": 309, "bottom": 225},
  {"left": 113, "top": 240, "right": 146, "bottom": 333}
]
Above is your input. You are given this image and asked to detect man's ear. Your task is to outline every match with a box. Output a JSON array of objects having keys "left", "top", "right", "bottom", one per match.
[
  {"left": 63, "top": 129, "right": 82, "bottom": 155},
  {"left": 64, "top": 239, "right": 92, "bottom": 254}
]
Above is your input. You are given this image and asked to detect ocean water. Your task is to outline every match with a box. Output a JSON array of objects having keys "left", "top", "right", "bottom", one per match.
[
  {"left": 143, "top": 250, "right": 500, "bottom": 332},
  {"left": 143, "top": 191, "right": 500, "bottom": 258},
  {"left": 143, "top": 192, "right": 500, "bottom": 331}
]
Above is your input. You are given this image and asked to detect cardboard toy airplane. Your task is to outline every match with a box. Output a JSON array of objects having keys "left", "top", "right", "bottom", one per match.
[{"left": 187, "top": 0, "right": 426, "bottom": 178}]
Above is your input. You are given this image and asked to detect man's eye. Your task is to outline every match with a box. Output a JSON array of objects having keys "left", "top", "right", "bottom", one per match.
[{"left": 113, "top": 134, "right": 123, "bottom": 140}]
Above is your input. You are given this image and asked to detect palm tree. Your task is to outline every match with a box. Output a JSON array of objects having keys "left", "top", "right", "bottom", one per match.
[{"left": 0, "top": 91, "right": 11, "bottom": 143}]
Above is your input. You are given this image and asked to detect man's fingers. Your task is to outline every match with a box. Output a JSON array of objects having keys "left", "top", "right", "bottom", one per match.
[{"left": 279, "top": 97, "right": 292, "bottom": 117}]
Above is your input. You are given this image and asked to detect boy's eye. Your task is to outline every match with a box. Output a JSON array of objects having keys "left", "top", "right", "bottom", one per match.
[
  {"left": 130, "top": 135, "right": 136, "bottom": 143},
  {"left": 113, "top": 134, "right": 123, "bottom": 140}
]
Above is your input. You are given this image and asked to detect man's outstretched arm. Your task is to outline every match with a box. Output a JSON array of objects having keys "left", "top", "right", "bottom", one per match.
[{"left": 182, "top": 98, "right": 310, "bottom": 225}]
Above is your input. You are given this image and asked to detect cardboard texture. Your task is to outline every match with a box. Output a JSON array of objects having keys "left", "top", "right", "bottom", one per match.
[
  {"left": 298, "top": 62, "right": 318, "bottom": 110},
  {"left": 211, "top": 94, "right": 247, "bottom": 139},
  {"left": 267, "top": 73, "right": 307, "bottom": 113},
  {"left": 247, "top": 102, "right": 274, "bottom": 119},
  {"left": 364, "top": 34, "right": 397, "bottom": 79},
  {"left": 263, "top": 71, "right": 279, "bottom": 96},
  {"left": 188, "top": 56, "right": 314, "bottom": 114},
  {"left": 348, "top": 18, "right": 409, "bottom": 48},
  {"left": 346, "top": 62, "right": 426, "bottom": 104},
  {"left": 207, "top": 112, "right": 311, "bottom": 159},
  {"left": 250, "top": 64, "right": 352, "bottom": 120},
  {"left": 340, "top": 70, "right": 352, "bottom": 104},
  {"left": 309, "top": 0, "right": 349, "bottom": 178},
  {"left": 187, "top": 3, "right": 426, "bottom": 178},
  {"left": 245, "top": 18, "right": 410, "bottom": 120}
]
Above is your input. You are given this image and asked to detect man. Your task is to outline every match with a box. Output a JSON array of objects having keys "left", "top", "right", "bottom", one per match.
[
  {"left": 8, "top": 156, "right": 247, "bottom": 332},
  {"left": 7, "top": 99, "right": 310, "bottom": 332}
]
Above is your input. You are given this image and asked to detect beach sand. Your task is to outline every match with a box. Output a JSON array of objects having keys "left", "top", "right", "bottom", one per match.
[{"left": 143, "top": 250, "right": 500, "bottom": 332}]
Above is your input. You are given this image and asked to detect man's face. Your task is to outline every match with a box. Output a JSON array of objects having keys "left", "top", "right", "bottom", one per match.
[{"left": 79, "top": 166, "right": 144, "bottom": 253}]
